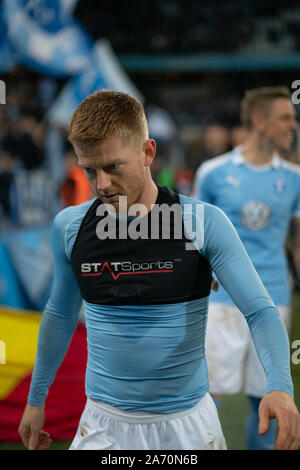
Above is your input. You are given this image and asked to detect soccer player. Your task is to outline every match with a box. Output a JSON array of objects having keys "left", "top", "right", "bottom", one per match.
[
  {"left": 18, "top": 90, "right": 300, "bottom": 450},
  {"left": 193, "top": 86, "right": 300, "bottom": 450}
]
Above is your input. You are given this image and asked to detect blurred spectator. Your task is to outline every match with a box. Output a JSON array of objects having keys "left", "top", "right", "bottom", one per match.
[
  {"left": 16, "top": 115, "right": 45, "bottom": 169},
  {"left": 230, "top": 125, "right": 249, "bottom": 148},
  {"left": 2, "top": 115, "right": 44, "bottom": 170},
  {"left": 60, "top": 150, "right": 93, "bottom": 207},
  {"left": 75, "top": 1, "right": 257, "bottom": 54},
  {"left": 37, "top": 77, "right": 58, "bottom": 111},
  {"left": 202, "top": 124, "right": 231, "bottom": 159},
  {"left": 147, "top": 103, "right": 177, "bottom": 144},
  {"left": 175, "top": 169, "right": 194, "bottom": 196},
  {"left": 0, "top": 152, "right": 16, "bottom": 221}
]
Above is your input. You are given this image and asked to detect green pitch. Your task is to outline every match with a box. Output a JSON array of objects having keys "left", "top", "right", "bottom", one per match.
[
  {"left": 1, "top": 290, "right": 300, "bottom": 451},
  {"left": 219, "top": 289, "right": 300, "bottom": 450}
]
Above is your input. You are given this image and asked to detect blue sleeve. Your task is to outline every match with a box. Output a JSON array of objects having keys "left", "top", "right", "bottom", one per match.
[
  {"left": 27, "top": 209, "right": 83, "bottom": 406},
  {"left": 201, "top": 203, "right": 293, "bottom": 397},
  {"left": 192, "top": 164, "right": 215, "bottom": 204},
  {"left": 292, "top": 174, "right": 300, "bottom": 218}
]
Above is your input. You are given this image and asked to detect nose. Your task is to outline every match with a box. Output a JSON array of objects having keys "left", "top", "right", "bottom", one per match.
[{"left": 96, "top": 170, "right": 111, "bottom": 192}]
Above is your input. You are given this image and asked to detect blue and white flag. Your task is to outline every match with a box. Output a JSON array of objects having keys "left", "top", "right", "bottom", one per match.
[
  {"left": 0, "top": 4, "right": 17, "bottom": 74},
  {"left": 47, "top": 39, "right": 144, "bottom": 128},
  {"left": 2, "top": 224, "right": 53, "bottom": 310},
  {"left": 3, "top": 0, "right": 92, "bottom": 77}
]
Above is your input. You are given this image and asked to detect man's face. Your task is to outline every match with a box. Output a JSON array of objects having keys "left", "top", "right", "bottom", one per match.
[
  {"left": 74, "top": 137, "right": 153, "bottom": 212},
  {"left": 258, "top": 98, "right": 298, "bottom": 151}
]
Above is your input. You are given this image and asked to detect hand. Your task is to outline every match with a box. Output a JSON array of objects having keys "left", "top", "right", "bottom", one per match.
[
  {"left": 18, "top": 403, "right": 52, "bottom": 450},
  {"left": 259, "top": 390, "right": 300, "bottom": 450}
]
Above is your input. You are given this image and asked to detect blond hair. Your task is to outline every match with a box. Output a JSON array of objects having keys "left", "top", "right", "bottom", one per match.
[
  {"left": 68, "top": 89, "right": 148, "bottom": 147},
  {"left": 240, "top": 86, "right": 291, "bottom": 130}
]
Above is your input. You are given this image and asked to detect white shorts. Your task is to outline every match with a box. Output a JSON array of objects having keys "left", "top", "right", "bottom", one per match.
[
  {"left": 69, "top": 393, "right": 227, "bottom": 450},
  {"left": 206, "top": 303, "right": 290, "bottom": 397}
]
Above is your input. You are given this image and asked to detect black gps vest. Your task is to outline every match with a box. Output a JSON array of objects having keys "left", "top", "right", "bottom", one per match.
[{"left": 71, "top": 186, "right": 212, "bottom": 305}]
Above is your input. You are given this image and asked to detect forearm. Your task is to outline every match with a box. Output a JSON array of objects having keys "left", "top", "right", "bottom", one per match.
[
  {"left": 246, "top": 306, "right": 293, "bottom": 398},
  {"left": 27, "top": 206, "right": 85, "bottom": 405},
  {"left": 28, "top": 301, "right": 80, "bottom": 406}
]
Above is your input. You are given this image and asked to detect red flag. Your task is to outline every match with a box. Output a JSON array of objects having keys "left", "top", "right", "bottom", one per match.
[{"left": 0, "top": 308, "right": 87, "bottom": 442}]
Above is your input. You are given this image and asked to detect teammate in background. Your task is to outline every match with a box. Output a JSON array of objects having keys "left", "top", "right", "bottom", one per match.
[
  {"left": 193, "top": 86, "right": 300, "bottom": 450},
  {"left": 18, "top": 90, "right": 300, "bottom": 451}
]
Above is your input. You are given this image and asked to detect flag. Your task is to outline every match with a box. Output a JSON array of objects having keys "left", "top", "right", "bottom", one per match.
[
  {"left": 3, "top": 0, "right": 92, "bottom": 77},
  {"left": 0, "top": 242, "right": 32, "bottom": 309},
  {"left": 1, "top": 224, "right": 53, "bottom": 311},
  {"left": 0, "top": 4, "right": 17, "bottom": 74},
  {"left": 0, "top": 306, "right": 87, "bottom": 442},
  {"left": 47, "top": 39, "right": 144, "bottom": 128}
]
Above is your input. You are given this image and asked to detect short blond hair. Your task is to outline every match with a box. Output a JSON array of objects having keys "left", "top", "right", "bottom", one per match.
[
  {"left": 68, "top": 89, "right": 148, "bottom": 146},
  {"left": 240, "top": 86, "right": 291, "bottom": 130}
]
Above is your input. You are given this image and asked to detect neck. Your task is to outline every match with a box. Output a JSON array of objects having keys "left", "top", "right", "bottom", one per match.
[
  {"left": 124, "top": 168, "right": 158, "bottom": 215},
  {"left": 136, "top": 175, "right": 158, "bottom": 212},
  {"left": 242, "top": 132, "right": 275, "bottom": 166}
]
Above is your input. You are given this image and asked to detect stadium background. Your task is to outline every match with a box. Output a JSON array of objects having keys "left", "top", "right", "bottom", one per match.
[{"left": 0, "top": 0, "right": 300, "bottom": 450}]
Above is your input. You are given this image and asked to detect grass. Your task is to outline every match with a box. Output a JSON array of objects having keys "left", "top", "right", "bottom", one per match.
[
  {"left": 219, "top": 289, "right": 300, "bottom": 450},
  {"left": 1, "top": 290, "right": 300, "bottom": 450}
]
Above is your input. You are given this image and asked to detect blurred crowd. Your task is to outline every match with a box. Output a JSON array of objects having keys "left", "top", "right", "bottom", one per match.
[
  {"left": 75, "top": 1, "right": 300, "bottom": 54},
  {"left": 0, "top": 66, "right": 299, "bottom": 231}
]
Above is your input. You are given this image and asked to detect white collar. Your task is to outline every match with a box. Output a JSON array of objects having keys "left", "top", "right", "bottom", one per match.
[{"left": 231, "top": 145, "right": 281, "bottom": 169}]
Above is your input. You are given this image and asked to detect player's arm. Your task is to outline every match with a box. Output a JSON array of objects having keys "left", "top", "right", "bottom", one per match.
[
  {"left": 18, "top": 211, "right": 82, "bottom": 450},
  {"left": 201, "top": 203, "right": 300, "bottom": 450}
]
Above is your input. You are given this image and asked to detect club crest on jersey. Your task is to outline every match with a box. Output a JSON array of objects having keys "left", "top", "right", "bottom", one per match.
[
  {"left": 241, "top": 200, "right": 271, "bottom": 231},
  {"left": 274, "top": 177, "right": 285, "bottom": 194}
]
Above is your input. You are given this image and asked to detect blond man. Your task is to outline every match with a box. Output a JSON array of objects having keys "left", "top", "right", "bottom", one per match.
[
  {"left": 19, "top": 90, "right": 300, "bottom": 450},
  {"left": 193, "top": 86, "right": 300, "bottom": 449}
]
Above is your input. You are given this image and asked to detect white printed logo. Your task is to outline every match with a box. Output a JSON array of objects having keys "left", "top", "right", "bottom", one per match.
[
  {"left": 241, "top": 200, "right": 271, "bottom": 231},
  {"left": 226, "top": 175, "right": 240, "bottom": 188},
  {"left": 274, "top": 177, "right": 285, "bottom": 194},
  {"left": 95, "top": 197, "right": 204, "bottom": 251}
]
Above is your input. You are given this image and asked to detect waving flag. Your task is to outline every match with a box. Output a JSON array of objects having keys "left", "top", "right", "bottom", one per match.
[
  {"left": 2, "top": 225, "right": 53, "bottom": 311},
  {"left": 3, "top": 0, "right": 92, "bottom": 77},
  {"left": 0, "top": 4, "right": 16, "bottom": 74},
  {"left": 47, "top": 39, "right": 144, "bottom": 128},
  {"left": 0, "top": 307, "right": 87, "bottom": 442}
]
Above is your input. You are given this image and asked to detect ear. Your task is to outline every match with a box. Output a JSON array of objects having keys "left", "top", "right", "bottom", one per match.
[
  {"left": 143, "top": 139, "right": 156, "bottom": 166},
  {"left": 251, "top": 112, "right": 267, "bottom": 131}
]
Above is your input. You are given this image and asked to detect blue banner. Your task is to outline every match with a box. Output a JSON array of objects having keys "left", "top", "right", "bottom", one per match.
[
  {"left": 3, "top": 0, "right": 92, "bottom": 77},
  {"left": 47, "top": 39, "right": 144, "bottom": 128},
  {"left": 1, "top": 224, "right": 53, "bottom": 310},
  {"left": 0, "top": 242, "right": 32, "bottom": 309},
  {"left": 0, "top": 4, "right": 16, "bottom": 74},
  {"left": 10, "top": 169, "right": 60, "bottom": 227}
]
